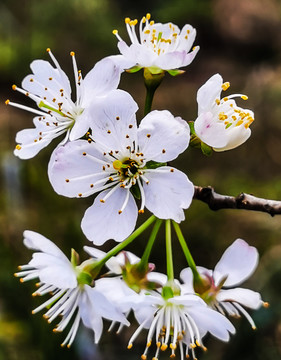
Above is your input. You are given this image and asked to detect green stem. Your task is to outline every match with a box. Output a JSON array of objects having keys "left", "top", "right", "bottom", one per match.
[
  {"left": 172, "top": 221, "right": 201, "bottom": 283},
  {"left": 144, "top": 84, "right": 157, "bottom": 116},
  {"left": 139, "top": 218, "right": 163, "bottom": 270},
  {"left": 165, "top": 219, "right": 174, "bottom": 281},
  {"left": 143, "top": 68, "right": 165, "bottom": 116},
  {"left": 95, "top": 215, "right": 156, "bottom": 268}
]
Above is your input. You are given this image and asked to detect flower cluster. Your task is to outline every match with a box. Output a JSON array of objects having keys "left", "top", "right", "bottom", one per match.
[{"left": 8, "top": 12, "right": 265, "bottom": 360}]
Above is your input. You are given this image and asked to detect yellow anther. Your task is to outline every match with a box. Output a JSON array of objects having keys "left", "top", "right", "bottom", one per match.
[
  {"left": 16, "top": 144, "right": 22, "bottom": 150},
  {"left": 232, "top": 115, "right": 237, "bottom": 120},
  {"left": 195, "top": 340, "right": 201, "bottom": 347},
  {"left": 146, "top": 13, "right": 151, "bottom": 20},
  {"left": 156, "top": 342, "right": 161, "bottom": 348},
  {"left": 46, "top": 48, "right": 51, "bottom": 52},
  {"left": 127, "top": 343, "right": 133, "bottom": 349},
  {"left": 152, "top": 358, "right": 158, "bottom": 360},
  {"left": 125, "top": 17, "right": 131, "bottom": 24},
  {"left": 221, "top": 81, "right": 230, "bottom": 91},
  {"left": 263, "top": 301, "right": 270, "bottom": 308},
  {"left": 142, "top": 16, "right": 146, "bottom": 23},
  {"left": 252, "top": 326, "right": 257, "bottom": 330},
  {"left": 215, "top": 99, "right": 220, "bottom": 105},
  {"left": 241, "top": 95, "right": 248, "bottom": 100},
  {"left": 12, "top": 84, "right": 17, "bottom": 90},
  {"left": 235, "top": 120, "right": 243, "bottom": 127},
  {"left": 112, "top": 29, "right": 118, "bottom": 35},
  {"left": 146, "top": 341, "right": 151, "bottom": 348},
  {"left": 70, "top": 51, "right": 75, "bottom": 56},
  {"left": 144, "top": 30, "right": 150, "bottom": 34},
  {"left": 170, "top": 344, "right": 177, "bottom": 350},
  {"left": 187, "top": 29, "right": 190, "bottom": 34},
  {"left": 150, "top": 21, "right": 155, "bottom": 26},
  {"left": 170, "top": 355, "right": 176, "bottom": 358},
  {"left": 161, "top": 344, "right": 168, "bottom": 351},
  {"left": 223, "top": 97, "right": 228, "bottom": 101},
  {"left": 190, "top": 343, "right": 197, "bottom": 349},
  {"left": 141, "top": 355, "right": 147, "bottom": 360},
  {"left": 202, "top": 346, "right": 208, "bottom": 352},
  {"left": 5, "top": 99, "right": 10, "bottom": 105}
]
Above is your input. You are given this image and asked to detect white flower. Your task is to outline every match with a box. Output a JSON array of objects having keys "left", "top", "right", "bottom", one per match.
[
  {"left": 180, "top": 239, "right": 266, "bottom": 329},
  {"left": 7, "top": 49, "right": 121, "bottom": 159},
  {"left": 112, "top": 13, "right": 199, "bottom": 73},
  {"left": 194, "top": 74, "right": 254, "bottom": 151},
  {"left": 48, "top": 91, "right": 194, "bottom": 245},
  {"left": 127, "top": 290, "right": 235, "bottom": 360},
  {"left": 15, "top": 230, "right": 129, "bottom": 347}
]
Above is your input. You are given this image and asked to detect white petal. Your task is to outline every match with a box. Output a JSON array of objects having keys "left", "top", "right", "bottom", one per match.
[
  {"left": 81, "top": 188, "right": 138, "bottom": 245},
  {"left": 197, "top": 74, "right": 222, "bottom": 114},
  {"left": 85, "top": 286, "right": 129, "bottom": 325},
  {"left": 88, "top": 90, "right": 138, "bottom": 152},
  {"left": 194, "top": 112, "right": 228, "bottom": 148},
  {"left": 24, "top": 230, "right": 67, "bottom": 259},
  {"left": 95, "top": 278, "right": 136, "bottom": 313},
  {"left": 143, "top": 167, "right": 194, "bottom": 222},
  {"left": 79, "top": 288, "right": 104, "bottom": 343},
  {"left": 213, "top": 124, "right": 251, "bottom": 152},
  {"left": 217, "top": 288, "right": 262, "bottom": 310},
  {"left": 23, "top": 230, "right": 77, "bottom": 288},
  {"left": 138, "top": 111, "right": 190, "bottom": 162},
  {"left": 188, "top": 306, "right": 236, "bottom": 341},
  {"left": 214, "top": 239, "right": 259, "bottom": 287},
  {"left": 155, "top": 47, "right": 199, "bottom": 70},
  {"left": 48, "top": 140, "right": 107, "bottom": 198},
  {"left": 82, "top": 57, "right": 121, "bottom": 102}
]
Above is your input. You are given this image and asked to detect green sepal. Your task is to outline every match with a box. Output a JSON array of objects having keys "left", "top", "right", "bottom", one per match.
[
  {"left": 201, "top": 142, "right": 213, "bottom": 156},
  {"left": 189, "top": 134, "right": 202, "bottom": 149},
  {"left": 162, "top": 285, "right": 174, "bottom": 300},
  {"left": 76, "top": 270, "right": 92, "bottom": 286},
  {"left": 126, "top": 65, "right": 142, "bottom": 73},
  {"left": 167, "top": 69, "right": 185, "bottom": 76},
  {"left": 145, "top": 160, "right": 166, "bottom": 169},
  {"left": 71, "top": 248, "right": 79, "bottom": 267},
  {"left": 145, "top": 66, "right": 165, "bottom": 75}
]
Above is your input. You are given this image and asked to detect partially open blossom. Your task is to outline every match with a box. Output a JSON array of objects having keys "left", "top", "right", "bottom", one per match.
[
  {"left": 15, "top": 231, "right": 129, "bottom": 346},
  {"left": 112, "top": 13, "right": 199, "bottom": 74},
  {"left": 127, "top": 289, "right": 235, "bottom": 360},
  {"left": 194, "top": 74, "right": 254, "bottom": 151},
  {"left": 6, "top": 49, "right": 121, "bottom": 159},
  {"left": 48, "top": 91, "right": 194, "bottom": 245},
  {"left": 180, "top": 239, "right": 266, "bottom": 329}
]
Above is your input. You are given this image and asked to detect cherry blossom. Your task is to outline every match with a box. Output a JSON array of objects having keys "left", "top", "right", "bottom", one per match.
[
  {"left": 112, "top": 13, "right": 199, "bottom": 74},
  {"left": 48, "top": 91, "right": 194, "bottom": 245},
  {"left": 6, "top": 49, "right": 121, "bottom": 159},
  {"left": 15, "top": 230, "right": 129, "bottom": 346},
  {"left": 180, "top": 239, "right": 265, "bottom": 329},
  {"left": 127, "top": 290, "right": 235, "bottom": 360},
  {"left": 194, "top": 74, "right": 254, "bottom": 151}
]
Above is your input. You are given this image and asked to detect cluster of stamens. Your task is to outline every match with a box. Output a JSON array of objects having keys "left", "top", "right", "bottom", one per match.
[
  {"left": 127, "top": 302, "right": 206, "bottom": 360},
  {"left": 214, "top": 82, "right": 254, "bottom": 130},
  {"left": 113, "top": 13, "right": 192, "bottom": 56}
]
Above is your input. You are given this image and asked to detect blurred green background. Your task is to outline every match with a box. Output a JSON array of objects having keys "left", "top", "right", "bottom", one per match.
[{"left": 1, "top": 0, "right": 281, "bottom": 359}]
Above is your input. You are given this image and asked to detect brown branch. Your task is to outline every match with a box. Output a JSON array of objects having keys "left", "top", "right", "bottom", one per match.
[{"left": 193, "top": 186, "right": 281, "bottom": 216}]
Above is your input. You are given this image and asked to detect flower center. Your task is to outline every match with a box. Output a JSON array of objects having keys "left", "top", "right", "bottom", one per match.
[{"left": 113, "top": 158, "right": 141, "bottom": 179}]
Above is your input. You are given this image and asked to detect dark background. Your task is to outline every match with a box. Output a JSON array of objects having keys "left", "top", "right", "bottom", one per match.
[{"left": 0, "top": 0, "right": 281, "bottom": 359}]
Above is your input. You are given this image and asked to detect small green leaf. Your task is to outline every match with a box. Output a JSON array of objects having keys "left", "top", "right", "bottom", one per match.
[
  {"left": 131, "top": 183, "right": 141, "bottom": 199},
  {"left": 145, "top": 160, "right": 166, "bottom": 169}
]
